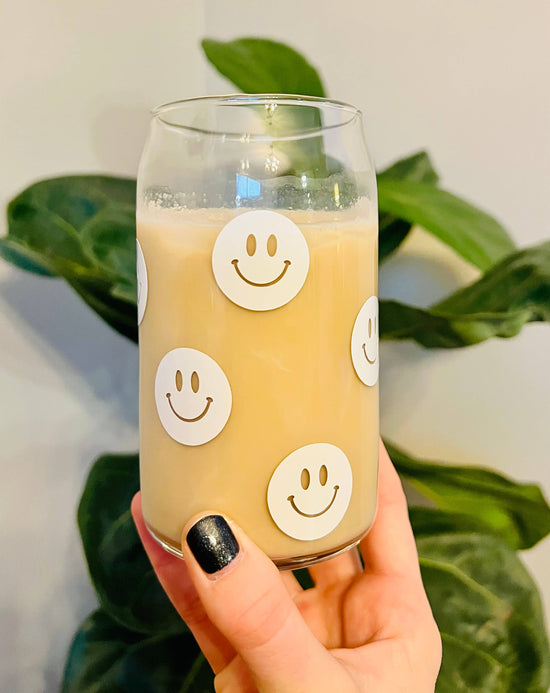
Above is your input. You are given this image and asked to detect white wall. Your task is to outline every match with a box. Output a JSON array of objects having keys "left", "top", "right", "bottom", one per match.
[
  {"left": 1, "top": 1, "right": 549, "bottom": 690},
  {"left": 0, "top": 2, "right": 205, "bottom": 690}
]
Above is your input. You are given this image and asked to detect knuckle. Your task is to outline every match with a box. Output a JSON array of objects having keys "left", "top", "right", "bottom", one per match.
[
  {"left": 427, "top": 616, "right": 443, "bottom": 669},
  {"left": 231, "top": 586, "right": 293, "bottom": 652},
  {"left": 412, "top": 602, "right": 442, "bottom": 676},
  {"left": 174, "top": 590, "right": 209, "bottom": 630}
]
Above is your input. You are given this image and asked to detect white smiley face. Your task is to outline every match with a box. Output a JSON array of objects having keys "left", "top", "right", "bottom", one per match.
[
  {"left": 212, "top": 210, "right": 310, "bottom": 311},
  {"left": 136, "top": 239, "right": 148, "bottom": 325},
  {"left": 155, "top": 348, "right": 232, "bottom": 446},
  {"left": 351, "top": 296, "right": 379, "bottom": 386},
  {"left": 267, "top": 443, "right": 353, "bottom": 541}
]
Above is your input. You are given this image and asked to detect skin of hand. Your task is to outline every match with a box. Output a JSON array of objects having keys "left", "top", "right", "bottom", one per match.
[{"left": 132, "top": 440, "right": 442, "bottom": 693}]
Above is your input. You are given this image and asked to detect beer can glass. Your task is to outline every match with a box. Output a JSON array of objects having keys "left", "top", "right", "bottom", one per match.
[{"left": 137, "top": 95, "right": 379, "bottom": 568}]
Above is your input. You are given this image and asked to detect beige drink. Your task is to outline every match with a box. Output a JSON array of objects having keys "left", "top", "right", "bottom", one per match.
[{"left": 137, "top": 207, "right": 379, "bottom": 566}]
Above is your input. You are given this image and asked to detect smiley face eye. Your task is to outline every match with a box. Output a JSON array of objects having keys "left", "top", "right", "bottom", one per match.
[
  {"left": 374, "top": 316, "right": 377, "bottom": 334},
  {"left": 191, "top": 371, "right": 199, "bottom": 393},
  {"left": 246, "top": 234, "right": 257, "bottom": 256},
  {"left": 301, "top": 468, "right": 310, "bottom": 490},
  {"left": 175, "top": 370, "right": 183, "bottom": 391},
  {"left": 368, "top": 318, "right": 372, "bottom": 339},
  {"left": 319, "top": 465, "right": 328, "bottom": 486},
  {"left": 267, "top": 234, "right": 277, "bottom": 257}
]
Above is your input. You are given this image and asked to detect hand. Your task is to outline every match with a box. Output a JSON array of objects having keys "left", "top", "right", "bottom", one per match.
[{"left": 132, "top": 440, "right": 442, "bottom": 692}]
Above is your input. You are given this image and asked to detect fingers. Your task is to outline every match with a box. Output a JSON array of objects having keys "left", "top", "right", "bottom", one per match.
[
  {"left": 359, "top": 440, "right": 422, "bottom": 580},
  {"left": 181, "top": 514, "right": 343, "bottom": 693},
  {"left": 308, "top": 548, "right": 362, "bottom": 588},
  {"left": 131, "top": 494, "right": 236, "bottom": 673}
]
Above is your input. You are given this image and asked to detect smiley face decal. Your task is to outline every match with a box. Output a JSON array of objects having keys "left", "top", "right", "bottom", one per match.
[
  {"left": 267, "top": 443, "right": 353, "bottom": 541},
  {"left": 212, "top": 210, "right": 310, "bottom": 311},
  {"left": 351, "top": 296, "right": 379, "bottom": 386},
  {"left": 155, "top": 348, "right": 232, "bottom": 446},
  {"left": 136, "top": 239, "right": 148, "bottom": 325}
]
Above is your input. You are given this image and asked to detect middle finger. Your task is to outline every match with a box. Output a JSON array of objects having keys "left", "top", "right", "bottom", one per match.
[{"left": 308, "top": 547, "right": 363, "bottom": 588}]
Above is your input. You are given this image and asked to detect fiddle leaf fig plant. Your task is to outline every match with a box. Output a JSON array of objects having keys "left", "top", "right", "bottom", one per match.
[{"left": 2, "top": 37, "right": 549, "bottom": 693}]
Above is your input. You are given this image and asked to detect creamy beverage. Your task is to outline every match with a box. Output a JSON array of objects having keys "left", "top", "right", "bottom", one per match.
[{"left": 137, "top": 206, "right": 379, "bottom": 566}]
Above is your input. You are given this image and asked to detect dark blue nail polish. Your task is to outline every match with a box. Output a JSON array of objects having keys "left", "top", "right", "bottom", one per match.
[{"left": 186, "top": 515, "right": 239, "bottom": 574}]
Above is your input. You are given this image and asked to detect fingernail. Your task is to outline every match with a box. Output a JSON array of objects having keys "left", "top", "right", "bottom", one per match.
[{"left": 186, "top": 515, "right": 240, "bottom": 574}]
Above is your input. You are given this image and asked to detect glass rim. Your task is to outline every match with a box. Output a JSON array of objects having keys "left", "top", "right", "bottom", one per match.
[{"left": 151, "top": 94, "right": 362, "bottom": 142}]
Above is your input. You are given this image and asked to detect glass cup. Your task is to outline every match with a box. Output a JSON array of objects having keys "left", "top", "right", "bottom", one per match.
[{"left": 137, "top": 95, "right": 379, "bottom": 569}]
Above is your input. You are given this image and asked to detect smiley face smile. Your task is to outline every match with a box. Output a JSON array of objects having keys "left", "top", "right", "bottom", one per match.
[
  {"left": 156, "top": 348, "right": 232, "bottom": 446},
  {"left": 362, "top": 342, "right": 377, "bottom": 365},
  {"left": 287, "top": 485, "right": 340, "bottom": 518},
  {"left": 268, "top": 444, "right": 352, "bottom": 540},
  {"left": 351, "top": 297, "right": 379, "bottom": 387},
  {"left": 212, "top": 211, "right": 309, "bottom": 311},
  {"left": 166, "top": 393, "right": 213, "bottom": 422},
  {"left": 231, "top": 258, "right": 291, "bottom": 287}
]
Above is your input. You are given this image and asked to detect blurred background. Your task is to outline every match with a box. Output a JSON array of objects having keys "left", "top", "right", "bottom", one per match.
[{"left": 1, "top": 0, "right": 549, "bottom": 690}]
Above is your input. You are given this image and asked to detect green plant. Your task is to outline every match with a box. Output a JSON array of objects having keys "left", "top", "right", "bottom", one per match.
[{"left": 2, "top": 38, "right": 549, "bottom": 692}]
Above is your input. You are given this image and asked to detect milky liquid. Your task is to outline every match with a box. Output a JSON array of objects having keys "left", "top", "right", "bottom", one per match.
[{"left": 138, "top": 207, "right": 379, "bottom": 566}]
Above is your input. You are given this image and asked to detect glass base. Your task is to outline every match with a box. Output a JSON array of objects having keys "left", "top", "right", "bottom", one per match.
[
  {"left": 145, "top": 522, "right": 365, "bottom": 571},
  {"left": 272, "top": 537, "right": 363, "bottom": 570}
]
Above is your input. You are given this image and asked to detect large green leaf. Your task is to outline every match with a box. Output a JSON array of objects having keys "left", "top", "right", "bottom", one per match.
[
  {"left": 409, "top": 506, "right": 510, "bottom": 539},
  {"left": 202, "top": 37, "right": 325, "bottom": 97},
  {"left": 378, "top": 216, "right": 411, "bottom": 264},
  {"left": 0, "top": 237, "right": 54, "bottom": 275},
  {"left": 388, "top": 441, "right": 550, "bottom": 550},
  {"left": 201, "top": 37, "right": 335, "bottom": 180},
  {"left": 418, "top": 532, "right": 550, "bottom": 692},
  {"left": 380, "top": 241, "right": 550, "bottom": 348},
  {"left": 377, "top": 151, "right": 440, "bottom": 262},
  {"left": 2, "top": 176, "right": 138, "bottom": 342},
  {"left": 77, "top": 453, "right": 184, "bottom": 636},
  {"left": 378, "top": 179, "right": 515, "bottom": 270},
  {"left": 63, "top": 610, "right": 213, "bottom": 693},
  {"left": 378, "top": 150, "right": 439, "bottom": 186}
]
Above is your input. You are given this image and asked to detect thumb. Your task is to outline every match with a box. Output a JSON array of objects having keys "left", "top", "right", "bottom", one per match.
[{"left": 181, "top": 514, "right": 343, "bottom": 693}]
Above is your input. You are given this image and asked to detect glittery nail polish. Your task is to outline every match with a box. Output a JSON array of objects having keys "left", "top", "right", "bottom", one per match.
[{"left": 186, "top": 515, "right": 239, "bottom": 574}]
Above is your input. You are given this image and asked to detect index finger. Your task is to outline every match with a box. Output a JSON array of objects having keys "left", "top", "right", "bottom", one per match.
[{"left": 359, "top": 440, "right": 422, "bottom": 580}]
